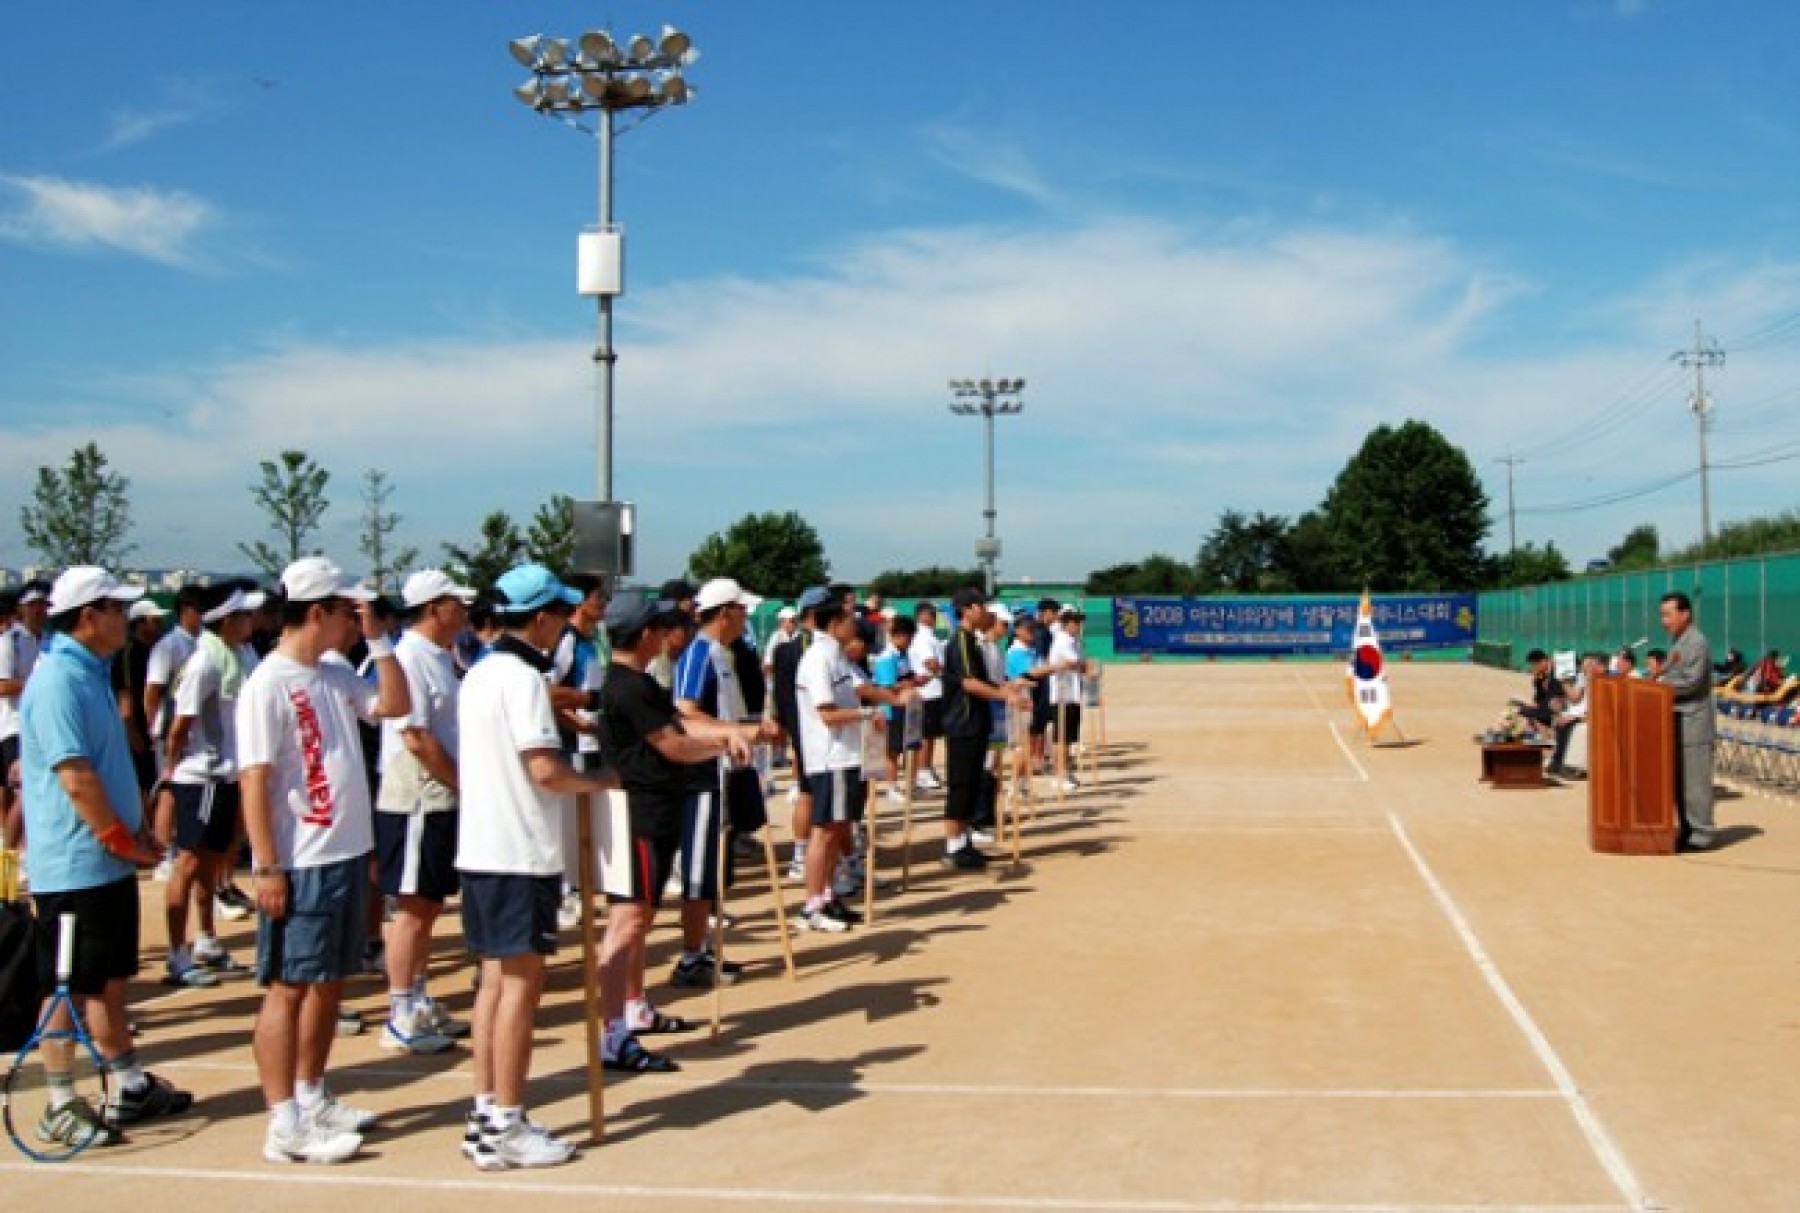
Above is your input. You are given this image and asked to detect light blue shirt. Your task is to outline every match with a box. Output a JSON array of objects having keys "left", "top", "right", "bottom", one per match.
[{"left": 20, "top": 632, "right": 140, "bottom": 894}]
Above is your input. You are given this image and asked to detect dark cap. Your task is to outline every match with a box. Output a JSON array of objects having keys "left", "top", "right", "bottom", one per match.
[
  {"left": 952, "top": 587, "right": 988, "bottom": 615},
  {"left": 659, "top": 578, "right": 697, "bottom": 604},
  {"left": 1037, "top": 598, "right": 1061, "bottom": 614},
  {"left": 606, "top": 588, "right": 684, "bottom": 634},
  {"left": 1525, "top": 648, "right": 1548, "bottom": 664}
]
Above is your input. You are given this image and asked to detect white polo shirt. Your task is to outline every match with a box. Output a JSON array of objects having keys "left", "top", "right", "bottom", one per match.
[
  {"left": 795, "top": 632, "right": 862, "bottom": 773},
  {"left": 378, "top": 629, "right": 461, "bottom": 813},
  {"left": 456, "top": 641, "right": 568, "bottom": 876},
  {"left": 908, "top": 627, "right": 944, "bottom": 702},
  {"left": 1049, "top": 627, "right": 1085, "bottom": 707},
  {"left": 145, "top": 625, "right": 198, "bottom": 734},
  {"left": 0, "top": 624, "right": 41, "bottom": 742},
  {"left": 170, "top": 639, "right": 242, "bottom": 784},
  {"left": 236, "top": 651, "right": 381, "bottom": 870}
]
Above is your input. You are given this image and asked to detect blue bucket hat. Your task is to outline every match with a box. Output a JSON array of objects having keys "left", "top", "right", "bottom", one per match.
[{"left": 797, "top": 585, "right": 832, "bottom": 613}]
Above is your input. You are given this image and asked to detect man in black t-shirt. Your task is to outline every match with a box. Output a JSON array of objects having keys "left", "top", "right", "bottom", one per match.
[
  {"left": 113, "top": 599, "right": 167, "bottom": 799},
  {"left": 939, "top": 587, "right": 1027, "bottom": 872},
  {"left": 593, "top": 590, "right": 758, "bottom": 1074}
]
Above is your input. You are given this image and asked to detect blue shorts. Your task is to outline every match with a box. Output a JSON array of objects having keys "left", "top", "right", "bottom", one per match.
[
  {"left": 256, "top": 853, "right": 370, "bottom": 987},
  {"left": 461, "top": 872, "right": 560, "bottom": 959},
  {"left": 807, "top": 768, "right": 866, "bottom": 828},
  {"left": 374, "top": 809, "right": 460, "bottom": 902}
]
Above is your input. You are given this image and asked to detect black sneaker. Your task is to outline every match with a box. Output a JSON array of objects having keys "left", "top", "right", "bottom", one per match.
[
  {"left": 216, "top": 882, "right": 255, "bottom": 915},
  {"left": 819, "top": 898, "right": 863, "bottom": 927},
  {"left": 111, "top": 1072, "right": 193, "bottom": 1124},
  {"left": 941, "top": 846, "right": 989, "bottom": 871},
  {"left": 671, "top": 949, "right": 742, "bottom": 988}
]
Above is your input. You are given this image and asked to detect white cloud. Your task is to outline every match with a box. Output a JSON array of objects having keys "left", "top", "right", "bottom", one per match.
[
  {"left": 0, "top": 174, "right": 215, "bottom": 268},
  {"left": 5, "top": 212, "right": 1800, "bottom": 579},
  {"left": 102, "top": 79, "right": 222, "bottom": 151}
]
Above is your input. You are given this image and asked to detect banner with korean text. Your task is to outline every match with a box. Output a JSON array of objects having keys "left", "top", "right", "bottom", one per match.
[{"left": 1112, "top": 594, "right": 1477, "bottom": 657}]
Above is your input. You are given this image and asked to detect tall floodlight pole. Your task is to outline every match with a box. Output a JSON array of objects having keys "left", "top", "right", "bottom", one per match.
[
  {"left": 949, "top": 378, "right": 1027, "bottom": 595},
  {"left": 509, "top": 27, "right": 698, "bottom": 506}
]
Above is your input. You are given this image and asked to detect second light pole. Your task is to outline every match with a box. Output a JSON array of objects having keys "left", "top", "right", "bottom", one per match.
[{"left": 949, "top": 377, "right": 1026, "bottom": 595}]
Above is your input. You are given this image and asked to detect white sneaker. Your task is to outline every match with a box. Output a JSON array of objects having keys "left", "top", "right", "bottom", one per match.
[
  {"left": 381, "top": 1008, "right": 455, "bottom": 1055},
  {"left": 971, "top": 828, "right": 996, "bottom": 846},
  {"left": 785, "top": 857, "right": 806, "bottom": 883},
  {"left": 462, "top": 1110, "right": 505, "bottom": 1170},
  {"left": 264, "top": 1118, "right": 363, "bottom": 1165},
  {"left": 308, "top": 1091, "right": 379, "bottom": 1134},
  {"left": 489, "top": 1118, "right": 577, "bottom": 1169},
  {"left": 213, "top": 893, "right": 251, "bottom": 922},
  {"left": 556, "top": 892, "right": 581, "bottom": 931},
  {"left": 421, "top": 997, "right": 470, "bottom": 1040},
  {"left": 1060, "top": 778, "right": 1080, "bottom": 793},
  {"left": 917, "top": 769, "right": 942, "bottom": 791},
  {"left": 886, "top": 784, "right": 907, "bottom": 802},
  {"left": 799, "top": 909, "right": 849, "bottom": 934},
  {"left": 152, "top": 857, "right": 174, "bottom": 883},
  {"left": 786, "top": 785, "right": 799, "bottom": 806}
]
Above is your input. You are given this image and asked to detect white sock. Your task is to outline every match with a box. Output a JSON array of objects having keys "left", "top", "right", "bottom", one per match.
[
  {"left": 295, "top": 1079, "right": 325, "bottom": 1109},
  {"left": 474, "top": 1093, "right": 496, "bottom": 1116},
  {"left": 389, "top": 991, "right": 412, "bottom": 1022},
  {"left": 947, "top": 834, "right": 969, "bottom": 853},
  {"left": 792, "top": 842, "right": 807, "bottom": 863},
  {"left": 492, "top": 1105, "right": 521, "bottom": 1130},
  {"left": 167, "top": 945, "right": 191, "bottom": 972},
  {"left": 272, "top": 1099, "right": 302, "bottom": 1134},
  {"left": 625, "top": 997, "right": 653, "bottom": 1030},
  {"left": 604, "top": 1017, "right": 632, "bottom": 1056}
]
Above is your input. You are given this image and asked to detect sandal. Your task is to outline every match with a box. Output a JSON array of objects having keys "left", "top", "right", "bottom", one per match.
[
  {"left": 603, "top": 1037, "right": 681, "bottom": 1074},
  {"left": 633, "top": 1010, "right": 696, "bottom": 1035}
]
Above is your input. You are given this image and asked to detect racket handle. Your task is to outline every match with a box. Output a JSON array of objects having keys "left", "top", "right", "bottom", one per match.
[{"left": 57, "top": 912, "right": 76, "bottom": 983}]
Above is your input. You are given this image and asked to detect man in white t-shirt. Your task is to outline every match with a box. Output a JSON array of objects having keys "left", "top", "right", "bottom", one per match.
[
  {"left": 0, "top": 580, "right": 49, "bottom": 848},
  {"left": 1047, "top": 607, "right": 1090, "bottom": 792},
  {"left": 237, "top": 557, "right": 410, "bottom": 1166},
  {"left": 375, "top": 569, "right": 476, "bottom": 1057},
  {"left": 794, "top": 602, "right": 872, "bottom": 933},
  {"left": 163, "top": 585, "right": 257, "bottom": 988},
  {"left": 455, "top": 564, "right": 618, "bottom": 1170},
  {"left": 907, "top": 602, "right": 945, "bottom": 791},
  {"left": 143, "top": 586, "right": 203, "bottom": 857}
]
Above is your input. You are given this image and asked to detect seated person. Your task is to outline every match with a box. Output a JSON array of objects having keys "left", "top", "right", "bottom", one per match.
[
  {"left": 1610, "top": 647, "right": 1639, "bottom": 678},
  {"left": 1725, "top": 652, "right": 1798, "bottom": 708},
  {"left": 1552, "top": 654, "right": 1607, "bottom": 778},
  {"left": 1645, "top": 648, "right": 1668, "bottom": 679},
  {"left": 1714, "top": 647, "right": 1747, "bottom": 687},
  {"left": 1511, "top": 648, "right": 1577, "bottom": 775}
]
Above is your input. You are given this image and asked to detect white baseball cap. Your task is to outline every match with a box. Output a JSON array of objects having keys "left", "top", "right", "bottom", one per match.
[
  {"left": 280, "top": 556, "right": 375, "bottom": 604},
  {"left": 401, "top": 569, "right": 477, "bottom": 609},
  {"left": 776, "top": 606, "right": 797, "bottom": 621},
  {"left": 128, "top": 599, "right": 169, "bottom": 621},
  {"left": 695, "top": 577, "right": 764, "bottom": 613},
  {"left": 201, "top": 588, "right": 251, "bottom": 624},
  {"left": 47, "top": 566, "right": 145, "bottom": 615},
  {"left": 243, "top": 590, "right": 268, "bottom": 612},
  {"left": 989, "top": 603, "right": 1014, "bottom": 625}
]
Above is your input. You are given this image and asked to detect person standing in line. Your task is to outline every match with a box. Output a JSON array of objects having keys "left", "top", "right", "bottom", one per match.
[
  {"left": 20, "top": 567, "right": 194, "bottom": 1147},
  {"left": 112, "top": 599, "right": 167, "bottom": 808},
  {"left": 376, "top": 570, "right": 477, "bottom": 1056},
  {"left": 938, "top": 589, "right": 1023, "bottom": 871},
  {"left": 908, "top": 602, "right": 946, "bottom": 792},
  {"left": 1, "top": 581, "right": 51, "bottom": 849},
  {"left": 455, "top": 564, "right": 619, "bottom": 1169},
  {"left": 237, "top": 557, "right": 410, "bottom": 1165},
  {"left": 773, "top": 587, "right": 829, "bottom": 880},
  {"left": 1048, "top": 607, "right": 1090, "bottom": 792},
  {"left": 1656, "top": 591, "right": 1717, "bottom": 852}
]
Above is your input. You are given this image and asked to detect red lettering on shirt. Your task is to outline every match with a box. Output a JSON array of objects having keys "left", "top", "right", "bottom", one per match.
[{"left": 287, "top": 686, "right": 335, "bottom": 828}]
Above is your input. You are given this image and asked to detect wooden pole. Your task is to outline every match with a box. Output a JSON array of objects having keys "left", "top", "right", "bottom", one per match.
[
  {"left": 1055, "top": 700, "right": 1069, "bottom": 805},
  {"left": 573, "top": 793, "right": 605, "bottom": 1143},
  {"left": 900, "top": 750, "right": 917, "bottom": 892},
  {"left": 861, "top": 774, "right": 878, "bottom": 925},
  {"left": 710, "top": 767, "right": 728, "bottom": 1043},
  {"left": 758, "top": 807, "right": 796, "bottom": 981}
]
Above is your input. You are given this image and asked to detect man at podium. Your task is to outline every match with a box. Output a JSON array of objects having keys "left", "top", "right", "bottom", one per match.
[{"left": 1655, "top": 592, "right": 1715, "bottom": 851}]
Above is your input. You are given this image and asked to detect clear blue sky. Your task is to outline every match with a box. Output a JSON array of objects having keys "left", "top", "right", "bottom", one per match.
[{"left": 4, "top": 1, "right": 1799, "bottom": 584}]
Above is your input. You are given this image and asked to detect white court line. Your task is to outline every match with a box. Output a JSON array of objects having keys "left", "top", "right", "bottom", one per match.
[
  {"left": 1327, "top": 721, "right": 1370, "bottom": 783},
  {"left": 1292, "top": 667, "right": 1329, "bottom": 712},
  {"left": 0, "top": 1161, "right": 1629, "bottom": 1213},
  {"left": 160, "top": 1059, "right": 1558, "bottom": 1103},
  {"left": 1385, "top": 812, "right": 1652, "bottom": 1213}
]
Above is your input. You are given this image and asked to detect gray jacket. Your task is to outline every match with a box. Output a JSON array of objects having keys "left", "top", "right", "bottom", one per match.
[{"left": 1659, "top": 625, "right": 1716, "bottom": 743}]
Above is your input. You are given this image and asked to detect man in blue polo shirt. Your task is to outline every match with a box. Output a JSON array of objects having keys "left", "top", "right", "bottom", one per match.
[{"left": 20, "top": 566, "right": 193, "bottom": 1146}]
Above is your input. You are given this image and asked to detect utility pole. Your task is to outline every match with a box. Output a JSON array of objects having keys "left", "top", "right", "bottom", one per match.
[
  {"left": 1494, "top": 450, "right": 1524, "bottom": 556},
  {"left": 1671, "top": 320, "right": 1724, "bottom": 552},
  {"left": 948, "top": 378, "right": 1026, "bottom": 596}
]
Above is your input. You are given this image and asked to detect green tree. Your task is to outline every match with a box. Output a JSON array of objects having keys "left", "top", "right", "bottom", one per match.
[
  {"left": 20, "top": 442, "right": 136, "bottom": 567},
  {"left": 525, "top": 493, "right": 576, "bottom": 577},
  {"left": 867, "top": 565, "right": 986, "bottom": 597},
  {"left": 1606, "top": 524, "right": 1660, "bottom": 571},
  {"left": 1194, "top": 510, "right": 1293, "bottom": 593},
  {"left": 1315, "top": 420, "right": 1490, "bottom": 591},
  {"left": 688, "top": 511, "right": 830, "bottom": 600},
  {"left": 358, "top": 468, "right": 419, "bottom": 594},
  {"left": 1488, "top": 540, "right": 1572, "bottom": 588},
  {"left": 1084, "top": 554, "right": 1196, "bottom": 596},
  {"left": 443, "top": 511, "right": 527, "bottom": 592},
  {"left": 1665, "top": 512, "right": 1800, "bottom": 564},
  {"left": 1282, "top": 510, "right": 1339, "bottom": 592},
  {"left": 240, "top": 450, "right": 331, "bottom": 580}
]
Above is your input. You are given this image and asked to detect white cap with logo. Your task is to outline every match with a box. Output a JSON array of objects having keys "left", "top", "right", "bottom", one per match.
[{"left": 695, "top": 578, "right": 764, "bottom": 613}]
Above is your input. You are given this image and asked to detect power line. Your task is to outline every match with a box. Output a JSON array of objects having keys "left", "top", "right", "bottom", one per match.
[{"left": 1671, "top": 319, "right": 1725, "bottom": 547}]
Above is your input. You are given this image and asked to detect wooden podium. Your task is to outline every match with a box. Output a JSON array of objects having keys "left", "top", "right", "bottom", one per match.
[{"left": 1587, "top": 677, "right": 1677, "bottom": 855}]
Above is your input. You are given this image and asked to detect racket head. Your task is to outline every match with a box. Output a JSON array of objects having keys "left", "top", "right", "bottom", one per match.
[{"left": 3, "top": 998, "right": 115, "bottom": 1162}]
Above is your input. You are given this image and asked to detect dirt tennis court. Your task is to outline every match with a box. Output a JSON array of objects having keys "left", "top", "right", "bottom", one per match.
[{"left": 3, "top": 661, "right": 1795, "bottom": 1212}]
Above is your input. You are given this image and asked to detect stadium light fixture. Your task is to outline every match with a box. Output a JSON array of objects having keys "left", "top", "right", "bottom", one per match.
[
  {"left": 948, "top": 376, "right": 1028, "bottom": 595},
  {"left": 506, "top": 24, "right": 698, "bottom": 510}
]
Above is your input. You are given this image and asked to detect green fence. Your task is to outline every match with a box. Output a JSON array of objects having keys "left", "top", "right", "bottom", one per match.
[{"left": 1477, "top": 552, "right": 1800, "bottom": 670}]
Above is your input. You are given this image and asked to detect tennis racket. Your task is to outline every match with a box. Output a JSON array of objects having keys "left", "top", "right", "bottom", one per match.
[{"left": 2, "top": 912, "right": 115, "bottom": 1160}]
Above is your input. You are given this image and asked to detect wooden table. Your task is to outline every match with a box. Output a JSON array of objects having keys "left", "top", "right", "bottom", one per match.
[{"left": 1479, "top": 741, "right": 1552, "bottom": 789}]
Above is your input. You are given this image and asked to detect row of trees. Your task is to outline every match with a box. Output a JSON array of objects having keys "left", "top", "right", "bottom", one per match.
[{"left": 16, "top": 444, "right": 578, "bottom": 593}]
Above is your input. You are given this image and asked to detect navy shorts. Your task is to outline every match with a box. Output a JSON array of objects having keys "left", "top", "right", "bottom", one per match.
[
  {"left": 0, "top": 736, "right": 18, "bottom": 786},
  {"left": 34, "top": 877, "right": 139, "bottom": 998},
  {"left": 460, "top": 872, "right": 560, "bottom": 959},
  {"left": 920, "top": 699, "right": 945, "bottom": 740},
  {"left": 173, "top": 781, "right": 240, "bottom": 855},
  {"left": 374, "top": 810, "right": 461, "bottom": 902},
  {"left": 256, "top": 854, "right": 369, "bottom": 987},
  {"left": 807, "top": 768, "right": 866, "bottom": 828}
]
